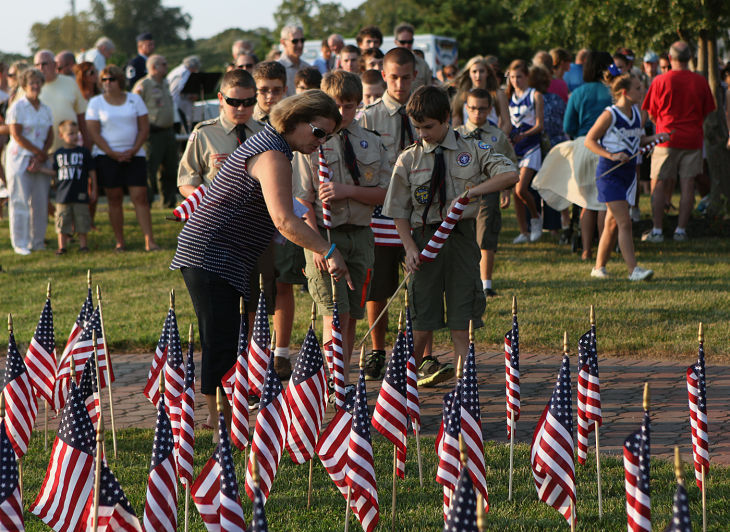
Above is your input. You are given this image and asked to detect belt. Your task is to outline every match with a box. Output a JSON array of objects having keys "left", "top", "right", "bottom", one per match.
[{"left": 150, "top": 125, "right": 173, "bottom": 133}]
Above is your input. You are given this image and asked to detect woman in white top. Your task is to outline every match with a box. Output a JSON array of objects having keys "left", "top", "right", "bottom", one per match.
[
  {"left": 4, "top": 68, "right": 53, "bottom": 254},
  {"left": 86, "top": 64, "right": 159, "bottom": 251}
]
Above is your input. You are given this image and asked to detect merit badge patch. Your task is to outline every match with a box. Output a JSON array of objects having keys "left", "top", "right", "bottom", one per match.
[
  {"left": 414, "top": 185, "right": 430, "bottom": 204},
  {"left": 456, "top": 152, "right": 472, "bottom": 166},
  {"left": 187, "top": 131, "right": 197, "bottom": 143},
  {"left": 491, "top": 136, "right": 498, "bottom": 142},
  {"left": 477, "top": 141, "right": 491, "bottom": 150},
  {"left": 360, "top": 140, "right": 368, "bottom": 149}
]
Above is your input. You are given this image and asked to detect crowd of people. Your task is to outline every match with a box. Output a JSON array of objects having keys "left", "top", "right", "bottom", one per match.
[{"left": 1, "top": 22, "right": 729, "bottom": 429}]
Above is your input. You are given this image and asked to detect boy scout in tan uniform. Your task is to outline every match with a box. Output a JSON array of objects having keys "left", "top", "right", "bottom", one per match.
[
  {"left": 133, "top": 54, "right": 177, "bottom": 207},
  {"left": 357, "top": 47, "right": 416, "bottom": 381},
  {"left": 251, "top": 61, "right": 287, "bottom": 124},
  {"left": 383, "top": 86, "right": 518, "bottom": 385},
  {"left": 293, "top": 71, "right": 390, "bottom": 390},
  {"left": 175, "top": 69, "right": 273, "bottom": 342},
  {"left": 455, "top": 88, "right": 518, "bottom": 298}
]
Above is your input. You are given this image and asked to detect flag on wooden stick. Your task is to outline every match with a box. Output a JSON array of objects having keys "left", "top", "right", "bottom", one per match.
[
  {"left": 3, "top": 322, "right": 38, "bottom": 458},
  {"left": 687, "top": 330, "right": 708, "bottom": 489},
  {"left": 624, "top": 410, "right": 651, "bottom": 532},
  {"left": 172, "top": 184, "right": 207, "bottom": 220},
  {"left": 24, "top": 297, "right": 56, "bottom": 404},
  {"left": 0, "top": 408, "right": 23, "bottom": 530}
]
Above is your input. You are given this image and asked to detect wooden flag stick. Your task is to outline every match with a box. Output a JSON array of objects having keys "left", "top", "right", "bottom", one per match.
[
  {"left": 92, "top": 414, "right": 104, "bottom": 532},
  {"left": 476, "top": 492, "right": 486, "bottom": 532},
  {"left": 92, "top": 330, "right": 107, "bottom": 459},
  {"left": 403, "top": 291, "right": 423, "bottom": 487},
  {"left": 357, "top": 272, "right": 412, "bottom": 348},
  {"left": 345, "top": 347, "right": 366, "bottom": 532},
  {"left": 391, "top": 444, "right": 397, "bottom": 532},
  {"left": 96, "top": 286, "right": 117, "bottom": 459},
  {"left": 508, "top": 296, "right": 517, "bottom": 502}
]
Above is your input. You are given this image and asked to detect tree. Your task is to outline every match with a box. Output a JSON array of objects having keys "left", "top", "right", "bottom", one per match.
[
  {"left": 273, "top": 0, "right": 349, "bottom": 39},
  {"left": 29, "top": 12, "right": 100, "bottom": 53}
]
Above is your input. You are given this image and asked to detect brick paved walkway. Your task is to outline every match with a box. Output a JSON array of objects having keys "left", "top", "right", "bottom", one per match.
[{"left": 86, "top": 348, "right": 727, "bottom": 465}]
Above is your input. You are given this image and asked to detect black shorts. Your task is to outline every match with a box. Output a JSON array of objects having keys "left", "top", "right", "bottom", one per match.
[{"left": 95, "top": 155, "right": 147, "bottom": 189}]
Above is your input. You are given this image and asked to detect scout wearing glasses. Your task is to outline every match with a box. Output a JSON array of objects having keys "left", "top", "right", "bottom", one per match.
[
  {"left": 383, "top": 86, "right": 518, "bottom": 383},
  {"left": 293, "top": 73, "right": 390, "bottom": 391},
  {"left": 252, "top": 61, "right": 287, "bottom": 124}
]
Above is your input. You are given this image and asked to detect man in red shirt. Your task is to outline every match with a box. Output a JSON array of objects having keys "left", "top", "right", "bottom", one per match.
[{"left": 641, "top": 41, "right": 715, "bottom": 242}]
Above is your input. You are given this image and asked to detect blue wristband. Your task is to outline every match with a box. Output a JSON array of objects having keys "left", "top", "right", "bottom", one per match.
[{"left": 324, "top": 243, "right": 336, "bottom": 259}]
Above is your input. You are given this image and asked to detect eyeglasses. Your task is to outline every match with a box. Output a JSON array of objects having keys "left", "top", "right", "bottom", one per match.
[
  {"left": 289, "top": 38, "right": 305, "bottom": 45},
  {"left": 34, "top": 61, "right": 52, "bottom": 67},
  {"left": 7, "top": 72, "right": 16, "bottom": 78},
  {"left": 396, "top": 39, "right": 414, "bottom": 45},
  {"left": 224, "top": 95, "right": 256, "bottom": 108},
  {"left": 258, "top": 87, "right": 283, "bottom": 96},
  {"left": 101, "top": 77, "right": 115, "bottom": 82},
  {"left": 236, "top": 63, "right": 255, "bottom": 70},
  {"left": 308, "top": 123, "right": 331, "bottom": 140}
]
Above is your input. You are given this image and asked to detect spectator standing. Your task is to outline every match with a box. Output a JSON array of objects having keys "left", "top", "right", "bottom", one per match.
[
  {"left": 133, "top": 54, "right": 177, "bottom": 208},
  {"left": 313, "top": 39, "right": 332, "bottom": 75},
  {"left": 80, "top": 37, "right": 115, "bottom": 74},
  {"left": 450, "top": 56, "right": 510, "bottom": 135},
  {"left": 35, "top": 49, "right": 89, "bottom": 152},
  {"left": 126, "top": 32, "right": 155, "bottom": 89},
  {"left": 55, "top": 51, "right": 76, "bottom": 76},
  {"left": 393, "top": 22, "right": 433, "bottom": 90},
  {"left": 4, "top": 69, "right": 53, "bottom": 254},
  {"left": 339, "top": 45, "right": 361, "bottom": 74},
  {"left": 278, "top": 25, "right": 310, "bottom": 96},
  {"left": 73, "top": 62, "right": 100, "bottom": 100},
  {"left": 167, "top": 55, "right": 201, "bottom": 132},
  {"left": 86, "top": 65, "right": 159, "bottom": 252},
  {"left": 231, "top": 39, "right": 253, "bottom": 60},
  {"left": 234, "top": 54, "right": 256, "bottom": 72},
  {"left": 641, "top": 41, "right": 715, "bottom": 243},
  {"left": 642, "top": 51, "right": 660, "bottom": 84},
  {"left": 356, "top": 25, "right": 383, "bottom": 53},
  {"left": 327, "top": 34, "right": 345, "bottom": 69},
  {"left": 564, "top": 48, "right": 588, "bottom": 93}
]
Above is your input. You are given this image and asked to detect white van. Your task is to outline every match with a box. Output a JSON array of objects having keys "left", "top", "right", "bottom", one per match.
[{"left": 302, "top": 34, "right": 458, "bottom": 73}]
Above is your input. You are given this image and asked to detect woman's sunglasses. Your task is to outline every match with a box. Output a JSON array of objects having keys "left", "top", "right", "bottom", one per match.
[{"left": 308, "top": 123, "right": 331, "bottom": 141}]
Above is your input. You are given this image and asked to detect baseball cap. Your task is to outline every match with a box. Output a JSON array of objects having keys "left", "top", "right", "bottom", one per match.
[
  {"left": 136, "top": 32, "right": 153, "bottom": 42},
  {"left": 643, "top": 51, "right": 659, "bottom": 63}
]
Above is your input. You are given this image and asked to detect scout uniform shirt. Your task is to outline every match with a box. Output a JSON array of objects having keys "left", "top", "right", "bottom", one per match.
[
  {"left": 177, "top": 112, "right": 264, "bottom": 189},
  {"left": 412, "top": 54, "right": 433, "bottom": 91},
  {"left": 253, "top": 103, "right": 270, "bottom": 124},
  {"left": 383, "top": 128, "right": 516, "bottom": 227},
  {"left": 456, "top": 121, "right": 518, "bottom": 164},
  {"left": 358, "top": 91, "right": 415, "bottom": 169},
  {"left": 293, "top": 122, "right": 390, "bottom": 227},
  {"left": 134, "top": 76, "right": 175, "bottom": 128}
]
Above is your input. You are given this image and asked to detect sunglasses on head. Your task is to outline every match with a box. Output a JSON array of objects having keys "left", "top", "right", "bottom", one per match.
[
  {"left": 224, "top": 95, "right": 256, "bottom": 108},
  {"left": 290, "top": 38, "right": 305, "bottom": 45},
  {"left": 308, "top": 123, "right": 331, "bottom": 140},
  {"left": 397, "top": 39, "right": 414, "bottom": 45}
]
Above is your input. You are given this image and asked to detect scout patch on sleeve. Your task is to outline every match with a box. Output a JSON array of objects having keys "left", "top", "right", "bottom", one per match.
[
  {"left": 187, "top": 131, "right": 197, "bottom": 143},
  {"left": 360, "top": 140, "right": 368, "bottom": 149},
  {"left": 364, "top": 169, "right": 374, "bottom": 182},
  {"left": 477, "top": 141, "right": 491, "bottom": 150},
  {"left": 210, "top": 153, "right": 229, "bottom": 168},
  {"left": 456, "top": 152, "right": 472, "bottom": 166},
  {"left": 414, "top": 184, "right": 430, "bottom": 204}
]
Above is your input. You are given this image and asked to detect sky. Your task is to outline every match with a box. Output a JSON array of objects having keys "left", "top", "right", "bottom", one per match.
[{"left": 1, "top": 0, "right": 363, "bottom": 56}]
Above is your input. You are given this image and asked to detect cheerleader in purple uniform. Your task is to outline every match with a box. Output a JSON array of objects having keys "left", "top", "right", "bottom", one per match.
[{"left": 585, "top": 69, "right": 668, "bottom": 281}]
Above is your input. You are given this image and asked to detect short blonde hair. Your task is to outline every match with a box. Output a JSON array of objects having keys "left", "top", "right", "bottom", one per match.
[
  {"left": 321, "top": 70, "right": 362, "bottom": 103},
  {"left": 20, "top": 68, "right": 44, "bottom": 89},
  {"left": 270, "top": 89, "right": 341, "bottom": 135}
]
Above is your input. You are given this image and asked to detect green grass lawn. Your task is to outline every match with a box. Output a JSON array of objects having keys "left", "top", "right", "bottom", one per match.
[
  {"left": 20, "top": 429, "right": 728, "bottom": 531},
  {"left": 0, "top": 194, "right": 727, "bottom": 359}
]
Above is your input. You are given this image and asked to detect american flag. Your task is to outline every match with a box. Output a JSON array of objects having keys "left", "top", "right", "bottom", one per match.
[
  {"left": 435, "top": 390, "right": 456, "bottom": 458},
  {"left": 173, "top": 183, "right": 207, "bottom": 220},
  {"left": 218, "top": 412, "right": 247, "bottom": 530},
  {"left": 81, "top": 462, "right": 142, "bottom": 532},
  {"left": 345, "top": 368, "right": 379, "bottom": 532},
  {"left": 405, "top": 307, "right": 420, "bottom": 433},
  {"left": 444, "top": 459, "right": 478, "bottom": 532},
  {"left": 245, "top": 358, "right": 290, "bottom": 504},
  {"left": 144, "top": 310, "right": 171, "bottom": 406},
  {"left": 0, "top": 418, "right": 23, "bottom": 531},
  {"left": 24, "top": 297, "right": 56, "bottom": 404},
  {"left": 222, "top": 312, "right": 248, "bottom": 402},
  {"left": 624, "top": 411, "right": 651, "bottom": 532},
  {"left": 436, "top": 380, "right": 461, "bottom": 520},
  {"left": 248, "top": 480, "right": 269, "bottom": 532},
  {"left": 248, "top": 291, "right": 272, "bottom": 400},
  {"left": 285, "top": 325, "right": 327, "bottom": 464},
  {"left": 315, "top": 395, "right": 356, "bottom": 499},
  {"left": 223, "top": 312, "right": 250, "bottom": 451},
  {"left": 461, "top": 341, "right": 489, "bottom": 513},
  {"left": 178, "top": 337, "right": 195, "bottom": 487},
  {"left": 143, "top": 393, "right": 178, "bottom": 532},
  {"left": 77, "top": 350, "right": 100, "bottom": 427},
  {"left": 505, "top": 314, "right": 520, "bottom": 439},
  {"left": 164, "top": 310, "right": 185, "bottom": 468},
  {"left": 530, "top": 354, "right": 576, "bottom": 525},
  {"left": 665, "top": 482, "right": 692, "bottom": 532},
  {"left": 3, "top": 329, "right": 38, "bottom": 458},
  {"left": 687, "top": 340, "right": 708, "bottom": 489},
  {"left": 372, "top": 331, "right": 408, "bottom": 478},
  {"left": 191, "top": 446, "right": 221, "bottom": 531},
  {"left": 29, "top": 382, "right": 95, "bottom": 531},
  {"left": 329, "top": 302, "right": 347, "bottom": 410},
  {"left": 370, "top": 205, "right": 402, "bottom": 247},
  {"left": 577, "top": 326, "right": 602, "bottom": 465},
  {"left": 418, "top": 195, "right": 469, "bottom": 262},
  {"left": 54, "top": 289, "right": 94, "bottom": 410},
  {"left": 317, "top": 146, "right": 332, "bottom": 229}
]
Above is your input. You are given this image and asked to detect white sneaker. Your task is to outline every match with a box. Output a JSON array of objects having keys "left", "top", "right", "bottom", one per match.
[
  {"left": 641, "top": 230, "right": 664, "bottom": 243},
  {"left": 529, "top": 216, "right": 543, "bottom": 242},
  {"left": 629, "top": 266, "right": 654, "bottom": 281},
  {"left": 673, "top": 231, "right": 688, "bottom": 242},
  {"left": 13, "top": 246, "right": 31, "bottom": 256},
  {"left": 512, "top": 233, "right": 529, "bottom": 244},
  {"left": 630, "top": 207, "right": 641, "bottom": 222},
  {"left": 591, "top": 267, "right": 609, "bottom": 279}
]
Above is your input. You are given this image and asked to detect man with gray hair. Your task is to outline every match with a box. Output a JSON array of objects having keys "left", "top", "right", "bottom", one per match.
[
  {"left": 55, "top": 51, "right": 76, "bottom": 76},
  {"left": 641, "top": 41, "right": 715, "bottom": 243},
  {"left": 167, "top": 55, "right": 202, "bottom": 131},
  {"left": 232, "top": 39, "right": 253, "bottom": 59},
  {"left": 80, "top": 37, "right": 114, "bottom": 73},
  {"left": 278, "top": 24, "right": 310, "bottom": 96}
]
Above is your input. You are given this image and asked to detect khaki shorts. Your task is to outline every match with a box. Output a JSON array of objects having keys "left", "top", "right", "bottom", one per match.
[
  {"left": 55, "top": 203, "right": 91, "bottom": 235},
  {"left": 245, "top": 241, "right": 276, "bottom": 314},
  {"left": 650, "top": 146, "right": 702, "bottom": 181},
  {"left": 367, "top": 244, "right": 405, "bottom": 302},
  {"left": 408, "top": 220, "right": 485, "bottom": 331},
  {"left": 305, "top": 225, "right": 374, "bottom": 319},
  {"left": 475, "top": 191, "right": 502, "bottom": 251},
  {"left": 274, "top": 239, "right": 307, "bottom": 285}
]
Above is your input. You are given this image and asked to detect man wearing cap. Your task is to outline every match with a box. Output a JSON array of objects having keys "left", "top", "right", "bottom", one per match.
[
  {"left": 643, "top": 52, "right": 659, "bottom": 84},
  {"left": 126, "top": 32, "right": 155, "bottom": 89}
]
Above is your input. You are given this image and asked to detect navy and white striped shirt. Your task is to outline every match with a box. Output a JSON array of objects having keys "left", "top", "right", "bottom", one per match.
[{"left": 171, "top": 124, "right": 293, "bottom": 297}]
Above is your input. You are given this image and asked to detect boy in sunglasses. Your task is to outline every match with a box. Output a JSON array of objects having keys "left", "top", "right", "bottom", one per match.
[
  {"left": 293, "top": 72, "right": 390, "bottom": 396},
  {"left": 393, "top": 22, "right": 432, "bottom": 90}
]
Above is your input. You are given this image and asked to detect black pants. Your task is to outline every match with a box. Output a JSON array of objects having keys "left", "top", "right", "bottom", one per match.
[{"left": 181, "top": 267, "right": 242, "bottom": 394}]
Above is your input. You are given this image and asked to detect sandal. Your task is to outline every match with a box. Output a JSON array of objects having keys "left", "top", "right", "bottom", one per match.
[{"left": 55, "top": 248, "right": 67, "bottom": 256}]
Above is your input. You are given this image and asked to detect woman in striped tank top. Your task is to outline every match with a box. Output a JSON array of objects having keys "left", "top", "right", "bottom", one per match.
[
  {"left": 585, "top": 71, "right": 668, "bottom": 281},
  {"left": 171, "top": 90, "right": 351, "bottom": 434}
]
